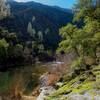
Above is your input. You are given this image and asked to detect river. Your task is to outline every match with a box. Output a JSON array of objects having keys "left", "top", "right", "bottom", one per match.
[
  {"left": 0, "top": 61, "right": 66, "bottom": 100},
  {"left": 0, "top": 63, "right": 49, "bottom": 95}
]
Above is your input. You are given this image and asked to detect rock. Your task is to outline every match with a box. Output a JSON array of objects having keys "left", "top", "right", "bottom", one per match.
[
  {"left": 39, "top": 72, "right": 60, "bottom": 87},
  {"left": 32, "top": 86, "right": 40, "bottom": 96},
  {"left": 66, "top": 93, "right": 92, "bottom": 100},
  {"left": 0, "top": 97, "right": 2, "bottom": 100},
  {"left": 56, "top": 82, "right": 63, "bottom": 87},
  {"left": 32, "top": 90, "right": 40, "bottom": 96},
  {"left": 37, "top": 86, "right": 55, "bottom": 100},
  {"left": 22, "top": 96, "right": 36, "bottom": 100},
  {"left": 39, "top": 73, "right": 49, "bottom": 87},
  {"left": 72, "top": 81, "right": 81, "bottom": 88},
  {"left": 94, "top": 96, "right": 100, "bottom": 100},
  {"left": 63, "top": 92, "right": 100, "bottom": 100}
]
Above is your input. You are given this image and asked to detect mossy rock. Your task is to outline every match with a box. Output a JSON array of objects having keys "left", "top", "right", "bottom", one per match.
[
  {"left": 47, "top": 77, "right": 80, "bottom": 98},
  {"left": 46, "top": 65, "right": 100, "bottom": 100},
  {"left": 72, "top": 82, "right": 94, "bottom": 94},
  {"left": 92, "top": 65, "right": 100, "bottom": 81}
]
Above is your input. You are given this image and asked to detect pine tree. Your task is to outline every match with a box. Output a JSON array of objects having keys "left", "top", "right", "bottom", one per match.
[
  {"left": 27, "top": 22, "right": 35, "bottom": 38},
  {"left": 38, "top": 31, "right": 43, "bottom": 42},
  {"left": 0, "top": 0, "right": 10, "bottom": 19},
  {"left": 27, "top": 22, "right": 32, "bottom": 34}
]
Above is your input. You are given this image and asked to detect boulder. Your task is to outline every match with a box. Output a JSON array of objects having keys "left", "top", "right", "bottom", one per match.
[{"left": 37, "top": 86, "right": 55, "bottom": 100}]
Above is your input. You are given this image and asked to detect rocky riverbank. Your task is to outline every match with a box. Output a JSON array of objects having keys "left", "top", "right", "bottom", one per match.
[
  {"left": 45, "top": 65, "right": 100, "bottom": 100},
  {"left": 0, "top": 64, "right": 100, "bottom": 100},
  {"left": 36, "top": 62, "right": 65, "bottom": 100}
]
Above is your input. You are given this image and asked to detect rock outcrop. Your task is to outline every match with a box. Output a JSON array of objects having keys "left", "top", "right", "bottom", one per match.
[{"left": 37, "top": 86, "right": 55, "bottom": 100}]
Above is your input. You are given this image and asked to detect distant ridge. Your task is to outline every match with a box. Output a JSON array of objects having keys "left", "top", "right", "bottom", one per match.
[{"left": 0, "top": 0, "right": 73, "bottom": 50}]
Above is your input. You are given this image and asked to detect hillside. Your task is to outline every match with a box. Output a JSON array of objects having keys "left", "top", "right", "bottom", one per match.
[{"left": 0, "top": 1, "right": 73, "bottom": 50}]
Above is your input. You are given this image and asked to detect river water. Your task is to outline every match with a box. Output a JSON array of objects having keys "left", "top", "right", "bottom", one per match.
[
  {"left": 0, "top": 63, "right": 49, "bottom": 95},
  {"left": 0, "top": 61, "right": 66, "bottom": 100}
]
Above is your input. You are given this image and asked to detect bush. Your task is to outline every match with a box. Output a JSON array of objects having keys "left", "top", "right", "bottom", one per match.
[{"left": 71, "top": 57, "right": 86, "bottom": 74}]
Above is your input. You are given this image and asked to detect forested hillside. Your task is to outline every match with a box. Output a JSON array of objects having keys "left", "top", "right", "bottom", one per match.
[
  {"left": 0, "top": 0, "right": 73, "bottom": 70},
  {"left": 0, "top": 0, "right": 73, "bottom": 50}
]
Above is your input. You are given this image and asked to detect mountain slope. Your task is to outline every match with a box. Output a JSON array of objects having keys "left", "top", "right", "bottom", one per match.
[{"left": 0, "top": 1, "right": 73, "bottom": 50}]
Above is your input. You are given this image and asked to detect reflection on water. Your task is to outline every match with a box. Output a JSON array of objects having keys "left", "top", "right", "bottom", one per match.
[{"left": 0, "top": 63, "right": 48, "bottom": 95}]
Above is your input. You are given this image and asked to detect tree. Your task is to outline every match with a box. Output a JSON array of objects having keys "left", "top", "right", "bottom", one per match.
[
  {"left": 57, "top": 0, "right": 100, "bottom": 71},
  {"left": 38, "top": 44, "right": 44, "bottom": 53},
  {"left": 7, "top": 33, "right": 18, "bottom": 45},
  {"left": 0, "top": 0, "right": 10, "bottom": 19},
  {"left": 0, "top": 39, "right": 9, "bottom": 64},
  {"left": 57, "top": 23, "right": 79, "bottom": 56},
  {"left": 74, "top": 0, "right": 100, "bottom": 22},
  {"left": 32, "top": 16, "right": 36, "bottom": 22},
  {"left": 27, "top": 22, "right": 35, "bottom": 38},
  {"left": 7, "top": 44, "right": 24, "bottom": 65},
  {"left": 27, "top": 22, "right": 32, "bottom": 34},
  {"left": 38, "top": 31, "right": 43, "bottom": 42},
  {"left": 13, "top": 44, "right": 24, "bottom": 58}
]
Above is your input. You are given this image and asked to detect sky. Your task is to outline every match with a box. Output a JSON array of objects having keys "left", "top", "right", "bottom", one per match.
[{"left": 14, "top": 0, "right": 77, "bottom": 9}]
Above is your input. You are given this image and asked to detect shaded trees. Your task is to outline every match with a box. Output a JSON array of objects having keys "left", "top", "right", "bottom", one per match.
[
  {"left": 0, "top": 27, "right": 33, "bottom": 70},
  {"left": 27, "top": 18, "right": 44, "bottom": 57}
]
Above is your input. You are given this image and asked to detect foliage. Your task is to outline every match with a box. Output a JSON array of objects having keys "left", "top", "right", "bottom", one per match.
[
  {"left": 0, "top": 39, "right": 9, "bottom": 64},
  {"left": 57, "top": 0, "right": 100, "bottom": 72},
  {"left": 27, "top": 22, "right": 35, "bottom": 38},
  {"left": 27, "top": 18, "right": 44, "bottom": 55},
  {"left": 49, "top": 1, "right": 100, "bottom": 99},
  {"left": 57, "top": 23, "right": 79, "bottom": 55},
  {"left": 71, "top": 57, "right": 86, "bottom": 71},
  {"left": 0, "top": 0, "right": 10, "bottom": 19},
  {"left": 0, "top": 1, "right": 73, "bottom": 52},
  {"left": 0, "top": 27, "right": 33, "bottom": 69},
  {"left": 8, "top": 44, "right": 24, "bottom": 62}
]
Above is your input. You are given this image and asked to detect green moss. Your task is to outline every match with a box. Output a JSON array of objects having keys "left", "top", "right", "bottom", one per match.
[
  {"left": 45, "top": 96, "right": 62, "bottom": 100},
  {"left": 46, "top": 65, "right": 100, "bottom": 100},
  {"left": 45, "top": 96, "right": 70, "bottom": 100},
  {"left": 72, "top": 82, "right": 94, "bottom": 94},
  {"left": 92, "top": 65, "right": 100, "bottom": 82},
  {"left": 48, "top": 77, "right": 80, "bottom": 98},
  {"left": 92, "top": 65, "right": 100, "bottom": 73}
]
